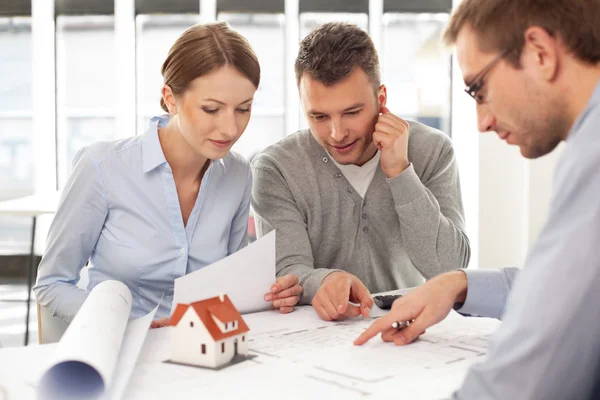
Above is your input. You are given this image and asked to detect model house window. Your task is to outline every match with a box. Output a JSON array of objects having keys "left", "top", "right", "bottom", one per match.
[
  {"left": 225, "top": 323, "right": 228, "bottom": 329},
  {"left": 221, "top": 343, "right": 225, "bottom": 353},
  {"left": 233, "top": 321, "right": 236, "bottom": 328},
  {"left": 201, "top": 344, "right": 206, "bottom": 354},
  {"left": 242, "top": 335, "right": 245, "bottom": 342},
  {"left": 190, "top": 321, "right": 194, "bottom": 327}
]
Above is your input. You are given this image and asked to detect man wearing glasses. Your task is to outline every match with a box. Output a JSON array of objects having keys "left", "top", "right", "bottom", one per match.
[{"left": 356, "top": 0, "right": 600, "bottom": 399}]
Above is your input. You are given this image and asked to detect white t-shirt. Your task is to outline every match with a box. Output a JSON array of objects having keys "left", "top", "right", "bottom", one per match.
[{"left": 329, "top": 151, "right": 381, "bottom": 198}]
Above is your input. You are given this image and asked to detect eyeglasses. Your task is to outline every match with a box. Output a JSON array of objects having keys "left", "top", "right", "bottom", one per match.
[{"left": 464, "top": 50, "right": 509, "bottom": 104}]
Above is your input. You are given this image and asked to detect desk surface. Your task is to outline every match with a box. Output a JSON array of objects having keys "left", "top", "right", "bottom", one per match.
[
  {"left": 0, "top": 305, "right": 500, "bottom": 400},
  {"left": 0, "top": 192, "right": 59, "bottom": 217}
]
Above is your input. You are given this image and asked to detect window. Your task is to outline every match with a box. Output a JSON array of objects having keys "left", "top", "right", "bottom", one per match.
[
  {"left": 382, "top": 13, "right": 451, "bottom": 134},
  {"left": 201, "top": 344, "right": 206, "bottom": 354},
  {"left": 300, "top": 12, "right": 368, "bottom": 38},
  {"left": 0, "top": 4, "right": 455, "bottom": 247},
  {"left": 219, "top": 13, "right": 286, "bottom": 160},
  {"left": 225, "top": 322, "right": 228, "bottom": 329},
  {"left": 136, "top": 14, "right": 199, "bottom": 136},
  {"left": 190, "top": 321, "right": 194, "bottom": 327},
  {"left": 242, "top": 335, "right": 245, "bottom": 342},
  {"left": 56, "top": 15, "right": 118, "bottom": 186},
  {"left": 0, "top": 17, "right": 33, "bottom": 254},
  {"left": 221, "top": 342, "right": 225, "bottom": 353}
]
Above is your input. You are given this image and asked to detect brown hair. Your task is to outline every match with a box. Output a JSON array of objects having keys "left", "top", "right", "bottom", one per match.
[
  {"left": 443, "top": 0, "right": 600, "bottom": 67},
  {"left": 295, "top": 22, "right": 380, "bottom": 91},
  {"left": 160, "top": 22, "right": 260, "bottom": 112}
]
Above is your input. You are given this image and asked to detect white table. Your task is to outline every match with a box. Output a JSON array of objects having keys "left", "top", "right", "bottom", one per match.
[
  {"left": 0, "top": 192, "right": 60, "bottom": 345},
  {"left": 0, "top": 306, "right": 500, "bottom": 400}
]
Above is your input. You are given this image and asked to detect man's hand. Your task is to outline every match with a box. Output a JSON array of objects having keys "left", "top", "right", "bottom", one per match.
[
  {"left": 373, "top": 106, "right": 410, "bottom": 179},
  {"left": 354, "top": 271, "right": 468, "bottom": 346},
  {"left": 264, "top": 274, "right": 303, "bottom": 314},
  {"left": 312, "top": 271, "right": 374, "bottom": 321},
  {"left": 150, "top": 318, "right": 170, "bottom": 329}
]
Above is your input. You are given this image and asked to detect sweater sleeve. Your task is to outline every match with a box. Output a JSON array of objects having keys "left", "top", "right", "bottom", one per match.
[
  {"left": 387, "top": 141, "right": 471, "bottom": 279},
  {"left": 251, "top": 165, "right": 341, "bottom": 304}
]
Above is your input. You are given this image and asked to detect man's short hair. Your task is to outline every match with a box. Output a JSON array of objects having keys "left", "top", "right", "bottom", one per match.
[
  {"left": 295, "top": 22, "right": 380, "bottom": 91},
  {"left": 444, "top": 0, "right": 600, "bottom": 67}
]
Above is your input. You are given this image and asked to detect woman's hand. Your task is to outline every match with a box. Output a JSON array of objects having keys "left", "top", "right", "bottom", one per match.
[
  {"left": 264, "top": 275, "right": 303, "bottom": 313},
  {"left": 150, "top": 317, "right": 170, "bottom": 329}
]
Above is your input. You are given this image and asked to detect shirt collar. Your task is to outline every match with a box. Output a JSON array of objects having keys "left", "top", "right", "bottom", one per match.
[
  {"left": 142, "top": 115, "right": 225, "bottom": 173},
  {"left": 328, "top": 150, "right": 380, "bottom": 171},
  {"left": 142, "top": 115, "right": 168, "bottom": 173},
  {"left": 567, "top": 79, "right": 600, "bottom": 142}
]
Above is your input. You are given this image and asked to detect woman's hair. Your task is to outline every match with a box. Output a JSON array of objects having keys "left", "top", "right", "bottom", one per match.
[{"left": 160, "top": 22, "right": 260, "bottom": 112}]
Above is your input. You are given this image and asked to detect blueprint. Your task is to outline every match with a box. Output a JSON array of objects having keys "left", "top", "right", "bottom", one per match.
[{"left": 125, "top": 306, "right": 500, "bottom": 399}]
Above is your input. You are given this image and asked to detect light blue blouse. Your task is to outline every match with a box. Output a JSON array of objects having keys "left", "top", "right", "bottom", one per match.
[{"left": 34, "top": 116, "right": 252, "bottom": 321}]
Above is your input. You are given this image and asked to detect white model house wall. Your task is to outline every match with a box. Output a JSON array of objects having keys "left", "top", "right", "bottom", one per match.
[{"left": 171, "top": 307, "right": 218, "bottom": 368}]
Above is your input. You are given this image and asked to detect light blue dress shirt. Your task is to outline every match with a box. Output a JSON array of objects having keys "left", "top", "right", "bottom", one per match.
[
  {"left": 34, "top": 116, "right": 252, "bottom": 322},
  {"left": 451, "top": 82, "right": 600, "bottom": 399}
]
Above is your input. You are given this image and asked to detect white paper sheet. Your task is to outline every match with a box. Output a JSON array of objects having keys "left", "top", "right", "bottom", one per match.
[
  {"left": 242, "top": 308, "right": 499, "bottom": 399},
  {"left": 37, "top": 280, "right": 158, "bottom": 400},
  {"left": 108, "top": 305, "right": 158, "bottom": 400},
  {"left": 0, "top": 345, "right": 55, "bottom": 400},
  {"left": 173, "top": 230, "right": 276, "bottom": 314}
]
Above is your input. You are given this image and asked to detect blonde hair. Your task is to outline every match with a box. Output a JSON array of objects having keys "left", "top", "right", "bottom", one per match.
[{"left": 160, "top": 22, "right": 260, "bottom": 112}]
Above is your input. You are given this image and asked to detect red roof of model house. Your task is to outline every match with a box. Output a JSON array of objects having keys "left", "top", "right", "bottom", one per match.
[{"left": 170, "top": 295, "right": 250, "bottom": 341}]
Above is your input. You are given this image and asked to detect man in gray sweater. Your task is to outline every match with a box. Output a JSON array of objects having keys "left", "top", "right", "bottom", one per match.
[{"left": 253, "top": 22, "right": 470, "bottom": 321}]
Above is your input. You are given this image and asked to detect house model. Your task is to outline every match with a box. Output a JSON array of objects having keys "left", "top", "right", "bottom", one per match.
[{"left": 169, "top": 294, "right": 250, "bottom": 369}]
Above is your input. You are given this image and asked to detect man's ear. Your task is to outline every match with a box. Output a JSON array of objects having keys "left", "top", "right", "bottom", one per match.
[
  {"left": 523, "top": 26, "right": 560, "bottom": 82},
  {"left": 161, "top": 85, "right": 178, "bottom": 115},
  {"left": 378, "top": 84, "right": 387, "bottom": 110}
]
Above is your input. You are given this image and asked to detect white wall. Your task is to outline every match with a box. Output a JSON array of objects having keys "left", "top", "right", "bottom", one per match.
[
  {"left": 450, "top": 49, "right": 480, "bottom": 270},
  {"left": 477, "top": 139, "right": 562, "bottom": 269},
  {"left": 527, "top": 144, "right": 564, "bottom": 245},
  {"left": 478, "top": 135, "right": 529, "bottom": 268}
]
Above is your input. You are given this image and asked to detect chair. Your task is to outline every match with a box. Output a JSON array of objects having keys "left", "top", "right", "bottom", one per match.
[
  {"left": 36, "top": 261, "right": 90, "bottom": 344},
  {"left": 37, "top": 303, "right": 68, "bottom": 344}
]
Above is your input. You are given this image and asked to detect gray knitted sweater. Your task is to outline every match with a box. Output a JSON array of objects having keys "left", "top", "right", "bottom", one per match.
[{"left": 251, "top": 121, "right": 470, "bottom": 304}]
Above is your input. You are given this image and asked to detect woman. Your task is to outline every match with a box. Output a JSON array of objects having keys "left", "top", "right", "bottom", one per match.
[{"left": 34, "top": 22, "right": 301, "bottom": 324}]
